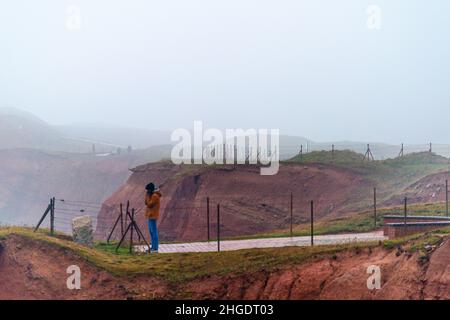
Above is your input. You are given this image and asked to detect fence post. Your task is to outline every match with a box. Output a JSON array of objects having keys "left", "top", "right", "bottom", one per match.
[
  {"left": 290, "top": 193, "right": 293, "bottom": 237},
  {"left": 404, "top": 197, "right": 407, "bottom": 230},
  {"left": 129, "top": 208, "right": 135, "bottom": 254},
  {"left": 50, "top": 197, "right": 55, "bottom": 235},
  {"left": 374, "top": 188, "right": 377, "bottom": 228},
  {"left": 310, "top": 200, "right": 314, "bottom": 246},
  {"left": 207, "top": 197, "right": 210, "bottom": 242},
  {"left": 34, "top": 199, "right": 52, "bottom": 232},
  {"left": 107, "top": 207, "right": 124, "bottom": 244},
  {"left": 446, "top": 180, "right": 448, "bottom": 217},
  {"left": 217, "top": 203, "right": 220, "bottom": 252},
  {"left": 120, "top": 203, "right": 124, "bottom": 236},
  {"left": 125, "top": 201, "right": 129, "bottom": 226}
]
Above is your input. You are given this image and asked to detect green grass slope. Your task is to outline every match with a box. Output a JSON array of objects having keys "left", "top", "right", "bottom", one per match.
[
  {"left": 1, "top": 226, "right": 448, "bottom": 285},
  {"left": 288, "top": 151, "right": 449, "bottom": 202}
]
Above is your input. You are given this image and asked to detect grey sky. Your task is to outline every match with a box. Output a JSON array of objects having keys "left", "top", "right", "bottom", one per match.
[{"left": 1, "top": 1, "right": 449, "bottom": 144}]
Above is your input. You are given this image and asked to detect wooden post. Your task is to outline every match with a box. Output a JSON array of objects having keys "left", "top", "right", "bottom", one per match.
[
  {"left": 404, "top": 197, "right": 407, "bottom": 229},
  {"left": 223, "top": 144, "right": 226, "bottom": 164},
  {"left": 290, "top": 193, "right": 293, "bottom": 237},
  {"left": 129, "top": 208, "right": 135, "bottom": 254},
  {"left": 120, "top": 203, "right": 124, "bottom": 236},
  {"left": 446, "top": 180, "right": 449, "bottom": 217},
  {"left": 374, "top": 188, "right": 377, "bottom": 228},
  {"left": 50, "top": 197, "right": 55, "bottom": 235},
  {"left": 34, "top": 200, "right": 52, "bottom": 232},
  {"left": 310, "top": 201, "right": 314, "bottom": 246},
  {"left": 364, "top": 144, "right": 374, "bottom": 161},
  {"left": 125, "top": 201, "right": 129, "bottom": 227},
  {"left": 207, "top": 197, "right": 210, "bottom": 242},
  {"left": 115, "top": 209, "right": 150, "bottom": 253},
  {"left": 217, "top": 203, "right": 221, "bottom": 252},
  {"left": 107, "top": 207, "right": 124, "bottom": 244}
]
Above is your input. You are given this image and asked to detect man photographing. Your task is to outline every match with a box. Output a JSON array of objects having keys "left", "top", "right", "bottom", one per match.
[{"left": 145, "top": 182, "right": 161, "bottom": 253}]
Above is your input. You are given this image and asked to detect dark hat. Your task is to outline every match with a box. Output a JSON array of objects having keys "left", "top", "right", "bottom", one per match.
[{"left": 145, "top": 183, "right": 155, "bottom": 193}]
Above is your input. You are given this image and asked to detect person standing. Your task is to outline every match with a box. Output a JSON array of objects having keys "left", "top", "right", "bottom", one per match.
[{"left": 145, "top": 183, "right": 161, "bottom": 253}]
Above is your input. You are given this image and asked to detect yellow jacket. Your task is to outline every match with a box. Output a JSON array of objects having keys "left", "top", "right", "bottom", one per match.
[{"left": 145, "top": 191, "right": 161, "bottom": 219}]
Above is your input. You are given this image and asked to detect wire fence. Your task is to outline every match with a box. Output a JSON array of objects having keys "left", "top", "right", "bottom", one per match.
[
  {"left": 165, "top": 141, "right": 450, "bottom": 162},
  {"left": 288, "top": 142, "right": 450, "bottom": 160},
  {"left": 3, "top": 183, "right": 450, "bottom": 242},
  {"left": 1, "top": 140, "right": 450, "bottom": 254}
]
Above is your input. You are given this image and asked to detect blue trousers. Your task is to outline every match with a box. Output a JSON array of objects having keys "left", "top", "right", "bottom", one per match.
[{"left": 148, "top": 219, "right": 159, "bottom": 251}]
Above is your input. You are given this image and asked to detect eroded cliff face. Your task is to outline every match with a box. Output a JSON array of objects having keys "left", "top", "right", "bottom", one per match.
[
  {"left": 0, "top": 235, "right": 169, "bottom": 300},
  {"left": 96, "top": 162, "right": 372, "bottom": 242},
  {"left": 1, "top": 234, "right": 448, "bottom": 300},
  {"left": 190, "top": 240, "right": 449, "bottom": 300}
]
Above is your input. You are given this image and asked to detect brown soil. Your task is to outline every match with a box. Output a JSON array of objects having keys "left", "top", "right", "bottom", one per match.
[
  {"left": 97, "top": 162, "right": 372, "bottom": 242},
  {"left": 0, "top": 234, "right": 170, "bottom": 300},
  {"left": 184, "top": 242, "right": 449, "bottom": 300},
  {"left": 1, "top": 234, "right": 448, "bottom": 300},
  {"left": 384, "top": 171, "right": 450, "bottom": 206}
]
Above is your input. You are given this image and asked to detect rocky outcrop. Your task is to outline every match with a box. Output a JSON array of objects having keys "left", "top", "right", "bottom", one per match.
[{"left": 72, "top": 216, "right": 94, "bottom": 247}]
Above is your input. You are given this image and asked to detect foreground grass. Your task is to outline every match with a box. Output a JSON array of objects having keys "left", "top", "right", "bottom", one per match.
[
  {"left": 0, "top": 227, "right": 381, "bottom": 284},
  {"left": 384, "top": 227, "right": 449, "bottom": 257},
  {"left": 1, "top": 226, "right": 448, "bottom": 285}
]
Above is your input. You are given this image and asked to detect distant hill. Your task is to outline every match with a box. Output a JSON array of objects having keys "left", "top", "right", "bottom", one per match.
[
  {"left": 0, "top": 107, "right": 172, "bottom": 153},
  {"left": 0, "top": 108, "right": 116, "bottom": 153},
  {"left": 55, "top": 125, "right": 172, "bottom": 150},
  {"left": 0, "top": 107, "right": 63, "bottom": 150},
  {"left": 0, "top": 145, "right": 172, "bottom": 227}
]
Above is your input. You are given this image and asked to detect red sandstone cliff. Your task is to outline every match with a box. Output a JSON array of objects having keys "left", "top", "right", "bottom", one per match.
[{"left": 96, "top": 161, "right": 372, "bottom": 242}]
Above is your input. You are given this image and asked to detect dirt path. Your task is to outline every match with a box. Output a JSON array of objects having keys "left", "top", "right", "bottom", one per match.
[{"left": 135, "top": 231, "right": 386, "bottom": 253}]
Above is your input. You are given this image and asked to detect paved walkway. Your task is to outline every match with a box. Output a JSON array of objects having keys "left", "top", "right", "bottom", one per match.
[{"left": 135, "top": 231, "right": 386, "bottom": 253}]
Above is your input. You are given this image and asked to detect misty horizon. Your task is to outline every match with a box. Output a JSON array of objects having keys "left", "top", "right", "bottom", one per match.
[
  {"left": 1, "top": 1, "right": 450, "bottom": 145},
  {"left": 1, "top": 106, "right": 448, "bottom": 148}
]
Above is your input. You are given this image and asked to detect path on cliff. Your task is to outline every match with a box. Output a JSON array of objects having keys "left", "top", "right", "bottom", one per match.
[{"left": 135, "top": 231, "right": 386, "bottom": 253}]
